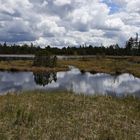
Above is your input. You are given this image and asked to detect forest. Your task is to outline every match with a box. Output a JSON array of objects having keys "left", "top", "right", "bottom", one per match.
[{"left": 0, "top": 35, "right": 140, "bottom": 56}]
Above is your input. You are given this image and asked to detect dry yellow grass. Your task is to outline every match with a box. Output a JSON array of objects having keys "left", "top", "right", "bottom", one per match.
[
  {"left": 0, "top": 56, "right": 140, "bottom": 76},
  {"left": 58, "top": 56, "right": 140, "bottom": 77},
  {"left": 0, "top": 91, "right": 139, "bottom": 140},
  {"left": 0, "top": 60, "right": 67, "bottom": 72}
]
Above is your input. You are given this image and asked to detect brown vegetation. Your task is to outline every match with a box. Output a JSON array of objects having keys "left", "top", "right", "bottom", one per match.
[
  {"left": 0, "top": 56, "right": 140, "bottom": 77},
  {"left": 0, "top": 91, "right": 139, "bottom": 140},
  {"left": 59, "top": 56, "right": 140, "bottom": 77}
]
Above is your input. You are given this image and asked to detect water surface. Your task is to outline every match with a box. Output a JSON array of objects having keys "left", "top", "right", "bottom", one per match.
[{"left": 0, "top": 67, "right": 140, "bottom": 97}]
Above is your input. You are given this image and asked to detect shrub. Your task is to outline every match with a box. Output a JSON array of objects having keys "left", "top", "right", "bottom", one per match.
[{"left": 33, "top": 51, "right": 57, "bottom": 67}]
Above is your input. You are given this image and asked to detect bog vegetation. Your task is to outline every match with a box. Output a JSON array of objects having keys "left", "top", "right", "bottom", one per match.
[
  {"left": 33, "top": 50, "right": 57, "bottom": 67},
  {"left": 0, "top": 91, "right": 139, "bottom": 140}
]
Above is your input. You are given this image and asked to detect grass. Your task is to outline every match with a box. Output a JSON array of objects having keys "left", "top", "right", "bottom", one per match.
[
  {"left": 0, "top": 91, "right": 140, "bottom": 140},
  {"left": 0, "top": 56, "right": 140, "bottom": 76},
  {"left": 0, "top": 56, "right": 139, "bottom": 139},
  {"left": 0, "top": 60, "right": 68, "bottom": 72},
  {"left": 58, "top": 56, "right": 140, "bottom": 77}
]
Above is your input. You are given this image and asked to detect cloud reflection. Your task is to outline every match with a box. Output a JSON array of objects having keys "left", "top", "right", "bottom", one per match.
[{"left": 0, "top": 68, "right": 140, "bottom": 97}]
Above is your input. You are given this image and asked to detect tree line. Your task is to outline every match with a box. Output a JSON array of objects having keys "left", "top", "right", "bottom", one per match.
[{"left": 0, "top": 38, "right": 140, "bottom": 56}]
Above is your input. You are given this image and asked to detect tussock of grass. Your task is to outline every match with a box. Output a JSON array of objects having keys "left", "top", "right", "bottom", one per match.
[{"left": 0, "top": 91, "right": 139, "bottom": 140}]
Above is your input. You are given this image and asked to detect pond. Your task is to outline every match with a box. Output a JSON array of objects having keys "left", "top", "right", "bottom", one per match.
[{"left": 0, "top": 66, "right": 140, "bottom": 97}]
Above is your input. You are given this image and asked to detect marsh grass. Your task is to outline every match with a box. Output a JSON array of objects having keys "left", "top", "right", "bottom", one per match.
[
  {"left": 0, "top": 60, "right": 67, "bottom": 72},
  {"left": 0, "top": 91, "right": 140, "bottom": 140},
  {"left": 0, "top": 56, "right": 140, "bottom": 76},
  {"left": 58, "top": 56, "right": 140, "bottom": 77}
]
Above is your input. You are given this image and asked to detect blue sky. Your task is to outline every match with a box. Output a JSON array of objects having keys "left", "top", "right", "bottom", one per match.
[
  {"left": 104, "top": 1, "right": 120, "bottom": 14},
  {"left": 0, "top": 0, "right": 139, "bottom": 47}
]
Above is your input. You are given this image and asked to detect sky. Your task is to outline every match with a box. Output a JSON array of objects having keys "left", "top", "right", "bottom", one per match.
[{"left": 0, "top": 0, "right": 140, "bottom": 48}]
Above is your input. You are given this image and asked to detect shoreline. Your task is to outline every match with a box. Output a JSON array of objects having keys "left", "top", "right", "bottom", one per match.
[{"left": 0, "top": 56, "right": 139, "bottom": 76}]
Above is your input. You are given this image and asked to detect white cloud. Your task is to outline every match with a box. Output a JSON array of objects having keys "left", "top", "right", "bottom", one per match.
[
  {"left": 37, "top": 16, "right": 66, "bottom": 37},
  {"left": 54, "top": 0, "right": 71, "bottom": 6},
  {"left": 105, "top": 18, "right": 124, "bottom": 30},
  {"left": 126, "top": 0, "right": 140, "bottom": 13},
  {"left": 0, "top": 0, "right": 139, "bottom": 47}
]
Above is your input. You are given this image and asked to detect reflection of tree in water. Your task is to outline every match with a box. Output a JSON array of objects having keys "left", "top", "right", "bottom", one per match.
[{"left": 33, "top": 72, "right": 57, "bottom": 86}]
